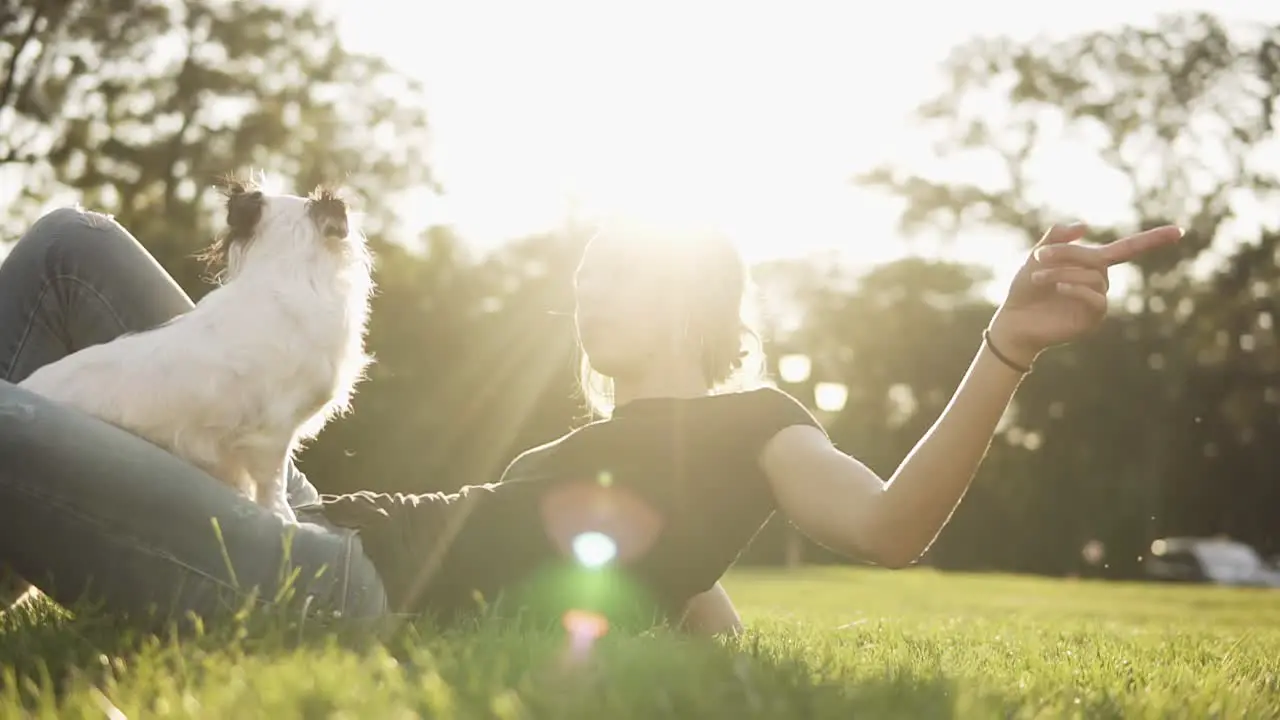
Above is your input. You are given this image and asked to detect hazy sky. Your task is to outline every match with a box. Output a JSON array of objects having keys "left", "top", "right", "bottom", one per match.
[
  {"left": 321, "top": 0, "right": 1280, "bottom": 295},
  {"left": 7, "top": 2, "right": 1269, "bottom": 290}
]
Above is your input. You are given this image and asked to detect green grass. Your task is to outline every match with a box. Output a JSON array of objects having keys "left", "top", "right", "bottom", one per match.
[{"left": 0, "top": 567, "right": 1276, "bottom": 718}]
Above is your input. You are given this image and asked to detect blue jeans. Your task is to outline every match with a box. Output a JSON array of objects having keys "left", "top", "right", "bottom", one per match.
[{"left": 0, "top": 207, "right": 387, "bottom": 627}]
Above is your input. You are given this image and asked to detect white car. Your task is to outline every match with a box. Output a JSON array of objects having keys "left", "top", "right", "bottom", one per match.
[{"left": 1145, "top": 537, "right": 1280, "bottom": 588}]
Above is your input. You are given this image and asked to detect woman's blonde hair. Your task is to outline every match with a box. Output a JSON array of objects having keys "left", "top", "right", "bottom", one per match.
[{"left": 575, "top": 223, "right": 767, "bottom": 418}]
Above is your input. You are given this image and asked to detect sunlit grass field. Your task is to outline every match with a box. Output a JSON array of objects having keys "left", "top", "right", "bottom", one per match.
[{"left": 0, "top": 567, "right": 1275, "bottom": 718}]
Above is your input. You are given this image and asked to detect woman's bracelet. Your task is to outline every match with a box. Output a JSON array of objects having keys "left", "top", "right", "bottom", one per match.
[{"left": 982, "top": 328, "right": 1033, "bottom": 374}]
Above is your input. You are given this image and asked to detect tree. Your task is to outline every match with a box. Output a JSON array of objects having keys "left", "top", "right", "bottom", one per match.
[
  {"left": 1, "top": 0, "right": 433, "bottom": 293},
  {"left": 857, "top": 12, "right": 1280, "bottom": 571},
  {"left": 2, "top": 0, "right": 452, "bottom": 496}
]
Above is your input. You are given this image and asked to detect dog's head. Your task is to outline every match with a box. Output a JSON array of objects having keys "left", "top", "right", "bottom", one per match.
[{"left": 198, "top": 175, "right": 366, "bottom": 282}]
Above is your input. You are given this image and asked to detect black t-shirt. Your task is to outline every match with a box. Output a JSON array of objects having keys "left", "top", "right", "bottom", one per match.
[{"left": 319, "top": 386, "right": 824, "bottom": 624}]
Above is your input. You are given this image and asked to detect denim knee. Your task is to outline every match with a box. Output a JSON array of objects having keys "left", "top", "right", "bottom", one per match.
[
  {"left": 12, "top": 208, "right": 170, "bottom": 304},
  {"left": 17, "top": 207, "right": 128, "bottom": 267}
]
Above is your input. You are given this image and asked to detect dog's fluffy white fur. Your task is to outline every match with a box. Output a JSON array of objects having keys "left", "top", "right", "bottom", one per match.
[{"left": 18, "top": 179, "right": 374, "bottom": 523}]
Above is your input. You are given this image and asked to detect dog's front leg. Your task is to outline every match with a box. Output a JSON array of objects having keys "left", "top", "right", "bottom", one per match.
[
  {"left": 205, "top": 459, "right": 258, "bottom": 505},
  {"left": 244, "top": 450, "right": 298, "bottom": 524},
  {"left": 263, "top": 489, "right": 297, "bottom": 524}
]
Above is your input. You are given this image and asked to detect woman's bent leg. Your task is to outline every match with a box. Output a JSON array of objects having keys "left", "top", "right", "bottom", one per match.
[
  {"left": 0, "top": 208, "right": 384, "bottom": 623},
  {"left": 0, "top": 380, "right": 386, "bottom": 624},
  {"left": 0, "top": 208, "right": 324, "bottom": 513},
  {"left": 0, "top": 207, "right": 195, "bottom": 383}
]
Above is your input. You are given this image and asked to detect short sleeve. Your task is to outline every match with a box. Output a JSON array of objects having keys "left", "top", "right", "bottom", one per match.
[
  {"left": 737, "top": 386, "right": 827, "bottom": 458},
  {"left": 285, "top": 461, "right": 321, "bottom": 509}
]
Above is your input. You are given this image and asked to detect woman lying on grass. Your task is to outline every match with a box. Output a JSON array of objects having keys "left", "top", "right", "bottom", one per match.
[{"left": 0, "top": 207, "right": 1180, "bottom": 636}]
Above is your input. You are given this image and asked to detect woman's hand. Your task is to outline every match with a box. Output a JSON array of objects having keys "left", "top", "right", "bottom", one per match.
[{"left": 987, "top": 223, "right": 1183, "bottom": 367}]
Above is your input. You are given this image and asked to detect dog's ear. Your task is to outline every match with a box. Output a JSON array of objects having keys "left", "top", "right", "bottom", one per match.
[
  {"left": 308, "top": 185, "right": 349, "bottom": 240},
  {"left": 216, "top": 175, "right": 265, "bottom": 238},
  {"left": 195, "top": 175, "right": 265, "bottom": 279}
]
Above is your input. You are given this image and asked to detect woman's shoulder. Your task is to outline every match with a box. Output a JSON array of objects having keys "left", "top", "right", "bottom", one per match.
[
  {"left": 734, "top": 384, "right": 806, "bottom": 405},
  {"left": 717, "top": 384, "right": 821, "bottom": 420},
  {"left": 498, "top": 387, "right": 825, "bottom": 478},
  {"left": 497, "top": 424, "right": 595, "bottom": 482},
  {"left": 705, "top": 384, "right": 828, "bottom": 451}
]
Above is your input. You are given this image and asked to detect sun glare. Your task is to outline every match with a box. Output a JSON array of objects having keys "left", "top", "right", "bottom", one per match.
[
  {"left": 572, "top": 532, "right": 618, "bottom": 569},
  {"left": 327, "top": 0, "right": 1280, "bottom": 298},
  {"left": 332, "top": 2, "right": 930, "bottom": 266}
]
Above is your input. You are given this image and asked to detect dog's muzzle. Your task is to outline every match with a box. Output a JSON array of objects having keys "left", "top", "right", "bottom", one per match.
[{"left": 308, "top": 196, "right": 349, "bottom": 240}]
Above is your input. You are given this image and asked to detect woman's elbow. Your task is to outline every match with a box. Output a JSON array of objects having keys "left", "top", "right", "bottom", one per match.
[
  {"left": 856, "top": 531, "right": 921, "bottom": 570},
  {"left": 819, "top": 536, "right": 916, "bottom": 569},
  {"left": 872, "top": 550, "right": 918, "bottom": 570},
  {"left": 809, "top": 517, "right": 919, "bottom": 569}
]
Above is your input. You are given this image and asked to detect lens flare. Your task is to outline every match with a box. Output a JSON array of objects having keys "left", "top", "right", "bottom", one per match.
[
  {"left": 539, "top": 479, "right": 664, "bottom": 566},
  {"left": 562, "top": 609, "right": 610, "bottom": 640},
  {"left": 560, "top": 609, "right": 610, "bottom": 668},
  {"left": 571, "top": 531, "right": 617, "bottom": 568}
]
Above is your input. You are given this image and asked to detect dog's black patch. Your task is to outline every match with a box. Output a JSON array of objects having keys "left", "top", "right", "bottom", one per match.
[
  {"left": 307, "top": 185, "right": 349, "bottom": 240},
  {"left": 195, "top": 174, "right": 266, "bottom": 277}
]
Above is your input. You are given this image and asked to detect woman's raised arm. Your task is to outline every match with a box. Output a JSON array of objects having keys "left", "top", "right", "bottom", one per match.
[
  {"left": 760, "top": 335, "right": 1025, "bottom": 568},
  {"left": 758, "top": 223, "right": 1183, "bottom": 569}
]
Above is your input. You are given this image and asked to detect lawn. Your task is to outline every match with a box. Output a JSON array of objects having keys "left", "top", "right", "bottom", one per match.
[{"left": 0, "top": 567, "right": 1275, "bottom": 718}]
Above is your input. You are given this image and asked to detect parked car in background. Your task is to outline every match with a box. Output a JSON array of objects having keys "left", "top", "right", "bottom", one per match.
[{"left": 1144, "top": 536, "right": 1280, "bottom": 588}]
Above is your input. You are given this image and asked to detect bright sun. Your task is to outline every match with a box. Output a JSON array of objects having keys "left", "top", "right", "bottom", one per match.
[
  {"left": 322, "top": 0, "right": 1280, "bottom": 289},
  {"left": 329, "top": 1, "right": 938, "bottom": 266}
]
